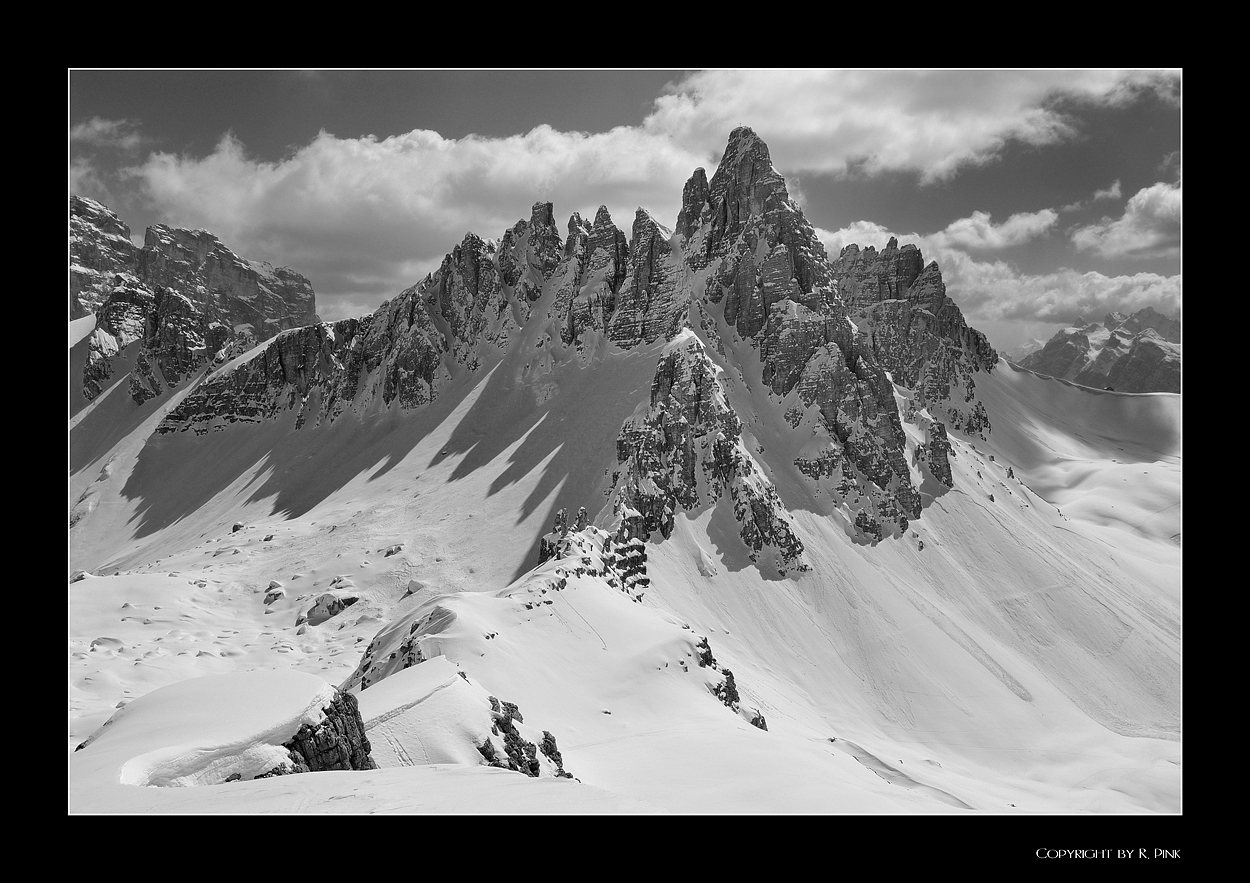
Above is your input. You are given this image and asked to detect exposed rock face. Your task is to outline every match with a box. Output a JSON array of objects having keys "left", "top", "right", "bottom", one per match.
[
  {"left": 138, "top": 224, "right": 318, "bottom": 338},
  {"left": 606, "top": 209, "right": 687, "bottom": 348},
  {"left": 1020, "top": 307, "right": 1180, "bottom": 393},
  {"left": 551, "top": 206, "right": 629, "bottom": 346},
  {"left": 691, "top": 129, "right": 838, "bottom": 340},
  {"left": 609, "top": 331, "right": 807, "bottom": 573},
  {"left": 158, "top": 318, "right": 371, "bottom": 432},
  {"left": 695, "top": 635, "right": 766, "bottom": 729},
  {"left": 82, "top": 277, "right": 156, "bottom": 400},
  {"left": 498, "top": 202, "right": 565, "bottom": 315},
  {"left": 273, "top": 690, "right": 377, "bottom": 774},
  {"left": 477, "top": 695, "right": 548, "bottom": 777},
  {"left": 833, "top": 245, "right": 997, "bottom": 437},
  {"left": 74, "top": 197, "right": 320, "bottom": 405},
  {"left": 71, "top": 196, "right": 140, "bottom": 318},
  {"left": 434, "top": 233, "right": 515, "bottom": 370},
  {"left": 677, "top": 127, "right": 933, "bottom": 540}
]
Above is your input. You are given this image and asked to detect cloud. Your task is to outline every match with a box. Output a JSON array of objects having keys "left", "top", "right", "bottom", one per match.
[
  {"left": 71, "top": 117, "right": 147, "bottom": 152},
  {"left": 70, "top": 157, "right": 112, "bottom": 204},
  {"left": 128, "top": 127, "right": 706, "bottom": 319},
  {"left": 1093, "top": 179, "right": 1123, "bottom": 201},
  {"left": 815, "top": 222, "right": 1181, "bottom": 326},
  {"left": 1157, "top": 150, "right": 1181, "bottom": 179},
  {"left": 643, "top": 69, "right": 1176, "bottom": 182},
  {"left": 1070, "top": 181, "right": 1180, "bottom": 259},
  {"left": 1062, "top": 179, "right": 1124, "bottom": 212},
  {"left": 929, "top": 209, "right": 1058, "bottom": 250}
]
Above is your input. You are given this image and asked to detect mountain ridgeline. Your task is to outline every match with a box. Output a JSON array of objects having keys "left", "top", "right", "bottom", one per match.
[
  {"left": 73, "top": 127, "right": 997, "bottom": 562},
  {"left": 1017, "top": 307, "right": 1180, "bottom": 393}
]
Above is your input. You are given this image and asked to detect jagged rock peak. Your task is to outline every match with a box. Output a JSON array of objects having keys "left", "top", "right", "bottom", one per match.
[
  {"left": 609, "top": 330, "right": 807, "bottom": 573},
  {"left": 531, "top": 201, "right": 556, "bottom": 229},
  {"left": 498, "top": 201, "right": 563, "bottom": 301},
  {"left": 676, "top": 167, "right": 710, "bottom": 240},
  {"left": 706, "top": 127, "right": 790, "bottom": 244},
  {"left": 605, "top": 208, "right": 685, "bottom": 348}
]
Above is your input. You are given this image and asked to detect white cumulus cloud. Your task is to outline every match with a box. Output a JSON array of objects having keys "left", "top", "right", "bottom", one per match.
[
  {"left": 129, "top": 127, "right": 706, "bottom": 318},
  {"left": 643, "top": 69, "right": 1176, "bottom": 182},
  {"left": 930, "top": 209, "right": 1058, "bottom": 250},
  {"left": 71, "top": 117, "right": 147, "bottom": 152},
  {"left": 1070, "top": 181, "right": 1180, "bottom": 259}
]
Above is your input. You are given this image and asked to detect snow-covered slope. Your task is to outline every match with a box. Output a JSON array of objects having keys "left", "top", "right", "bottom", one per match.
[{"left": 70, "top": 128, "right": 1180, "bottom": 814}]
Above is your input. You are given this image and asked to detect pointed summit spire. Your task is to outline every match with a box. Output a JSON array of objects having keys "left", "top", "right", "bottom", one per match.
[{"left": 706, "top": 127, "right": 788, "bottom": 247}]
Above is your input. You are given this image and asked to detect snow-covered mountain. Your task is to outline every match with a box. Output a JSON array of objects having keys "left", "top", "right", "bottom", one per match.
[
  {"left": 69, "top": 127, "right": 1181, "bottom": 814},
  {"left": 1017, "top": 307, "right": 1181, "bottom": 393}
]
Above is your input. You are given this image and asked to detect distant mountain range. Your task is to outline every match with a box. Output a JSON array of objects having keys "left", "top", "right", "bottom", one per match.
[{"left": 1016, "top": 307, "right": 1180, "bottom": 393}]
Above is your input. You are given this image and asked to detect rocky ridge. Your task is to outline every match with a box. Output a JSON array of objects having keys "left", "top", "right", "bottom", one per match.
[
  {"left": 144, "top": 128, "right": 996, "bottom": 551},
  {"left": 609, "top": 330, "right": 807, "bottom": 573},
  {"left": 1019, "top": 307, "right": 1180, "bottom": 393}
]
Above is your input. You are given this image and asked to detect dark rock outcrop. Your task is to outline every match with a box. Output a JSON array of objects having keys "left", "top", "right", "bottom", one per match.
[
  {"left": 478, "top": 695, "right": 543, "bottom": 777},
  {"left": 270, "top": 690, "right": 377, "bottom": 774}
]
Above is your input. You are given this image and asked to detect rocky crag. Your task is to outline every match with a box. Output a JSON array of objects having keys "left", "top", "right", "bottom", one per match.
[
  {"left": 72, "top": 195, "right": 319, "bottom": 406},
  {"left": 830, "top": 239, "right": 996, "bottom": 436},
  {"left": 146, "top": 127, "right": 996, "bottom": 551},
  {"left": 71, "top": 197, "right": 140, "bottom": 319},
  {"left": 610, "top": 330, "right": 808, "bottom": 573},
  {"left": 1019, "top": 307, "right": 1180, "bottom": 393},
  {"left": 261, "top": 689, "right": 377, "bottom": 777}
]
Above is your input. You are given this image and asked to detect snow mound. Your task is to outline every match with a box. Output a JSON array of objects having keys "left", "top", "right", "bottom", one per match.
[
  {"left": 358, "top": 656, "right": 570, "bottom": 776},
  {"left": 73, "top": 671, "right": 336, "bottom": 788}
]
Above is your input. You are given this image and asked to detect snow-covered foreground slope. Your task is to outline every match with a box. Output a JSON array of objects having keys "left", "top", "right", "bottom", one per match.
[{"left": 70, "top": 340, "right": 1179, "bottom": 813}]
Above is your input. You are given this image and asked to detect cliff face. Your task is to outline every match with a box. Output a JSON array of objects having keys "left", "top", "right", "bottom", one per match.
[
  {"left": 71, "top": 197, "right": 140, "bottom": 319},
  {"left": 270, "top": 690, "right": 377, "bottom": 776},
  {"left": 832, "top": 242, "right": 997, "bottom": 437},
  {"left": 1019, "top": 307, "right": 1180, "bottom": 393},
  {"left": 73, "top": 196, "right": 320, "bottom": 407}
]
